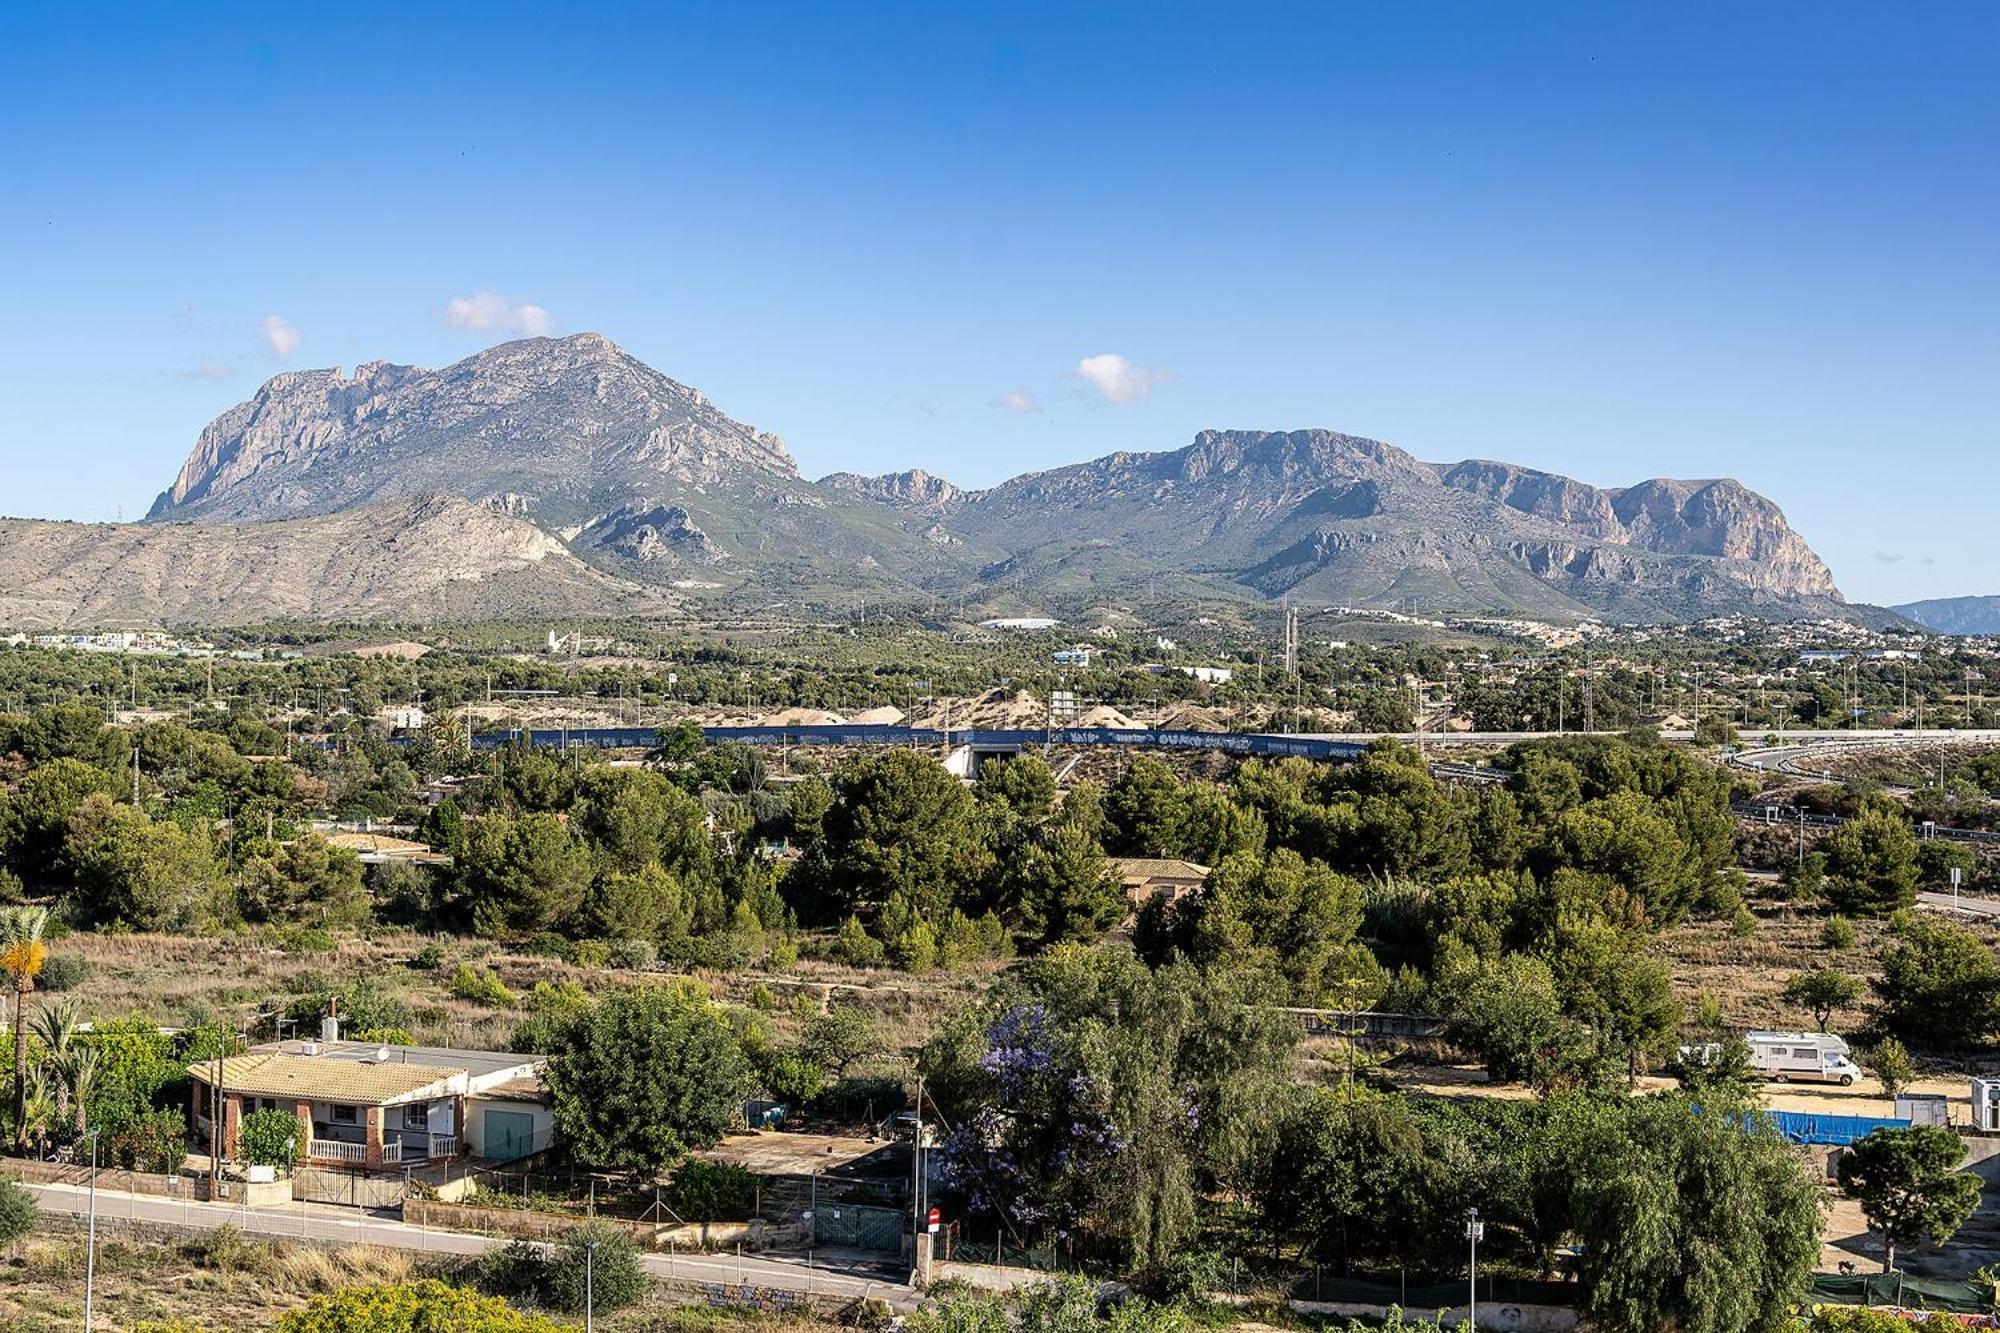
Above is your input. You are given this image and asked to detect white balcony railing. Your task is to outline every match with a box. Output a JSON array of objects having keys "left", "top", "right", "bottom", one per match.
[{"left": 308, "top": 1138, "right": 366, "bottom": 1163}]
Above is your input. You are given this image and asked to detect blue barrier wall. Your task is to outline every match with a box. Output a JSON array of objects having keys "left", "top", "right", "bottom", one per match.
[{"left": 466, "top": 724, "right": 1371, "bottom": 762}]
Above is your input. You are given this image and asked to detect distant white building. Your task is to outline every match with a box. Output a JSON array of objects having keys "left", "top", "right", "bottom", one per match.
[{"left": 981, "top": 617, "right": 1060, "bottom": 631}]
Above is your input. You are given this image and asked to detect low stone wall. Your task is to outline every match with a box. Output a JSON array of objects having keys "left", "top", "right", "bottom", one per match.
[
  {"left": 402, "top": 1198, "right": 809, "bottom": 1253},
  {"left": 3, "top": 1157, "right": 297, "bottom": 1208},
  {"left": 1291, "top": 1299, "right": 1578, "bottom": 1332},
  {"left": 659, "top": 1217, "right": 811, "bottom": 1252},
  {"left": 3, "top": 1156, "right": 190, "bottom": 1198}
]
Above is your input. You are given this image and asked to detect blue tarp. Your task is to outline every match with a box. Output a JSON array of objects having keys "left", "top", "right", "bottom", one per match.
[{"left": 1761, "top": 1109, "right": 1910, "bottom": 1145}]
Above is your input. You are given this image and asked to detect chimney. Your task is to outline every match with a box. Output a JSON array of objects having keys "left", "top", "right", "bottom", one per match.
[{"left": 322, "top": 999, "right": 340, "bottom": 1045}]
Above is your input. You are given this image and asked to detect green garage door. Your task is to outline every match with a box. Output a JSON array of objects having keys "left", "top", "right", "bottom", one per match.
[{"left": 484, "top": 1110, "right": 535, "bottom": 1162}]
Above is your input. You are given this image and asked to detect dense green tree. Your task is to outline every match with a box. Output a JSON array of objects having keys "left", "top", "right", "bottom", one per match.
[
  {"left": 578, "top": 864, "right": 692, "bottom": 944},
  {"left": 457, "top": 812, "right": 594, "bottom": 937},
  {"left": 1573, "top": 1097, "right": 1823, "bottom": 1333},
  {"left": 544, "top": 984, "right": 749, "bottom": 1175},
  {"left": 1874, "top": 915, "right": 2000, "bottom": 1047},
  {"left": 804, "top": 749, "right": 992, "bottom": 922},
  {"left": 1823, "top": 810, "right": 1921, "bottom": 916},
  {"left": 62, "top": 796, "right": 224, "bottom": 931},
  {"left": 543, "top": 1221, "right": 645, "bottom": 1314},
  {"left": 922, "top": 948, "right": 1294, "bottom": 1268},
  {"left": 1016, "top": 821, "right": 1125, "bottom": 947},
  {"left": 978, "top": 754, "right": 1058, "bottom": 816},
  {"left": 1255, "top": 1086, "right": 1434, "bottom": 1270},
  {"left": 1838, "top": 1126, "right": 1983, "bottom": 1271},
  {"left": 568, "top": 767, "right": 711, "bottom": 877},
  {"left": 239, "top": 1107, "right": 305, "bottom": 1166},
  {"left": 0, "top": 757, "right": 118, "bottom": 884},
  {"left": 1450, "top": 954, "right": 1610, "bottom": 1091},
  {"left": 1102, "top": 756, "right": 1193, "bottom": 858},
  {"left": 238, "top": 834, "right": 369, "bottom": 927},
  {"left": 1155, "top": 848, "right": 1370, "bottom": 1005}
]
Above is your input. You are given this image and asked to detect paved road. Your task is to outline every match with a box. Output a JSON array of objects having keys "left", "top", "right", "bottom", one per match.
[
  {"left": 24, "top": 1181, "right": 916, "bottom": 1307},
  {"left": 1919, "top": 889, "right": 2000, "bottom": 921}
]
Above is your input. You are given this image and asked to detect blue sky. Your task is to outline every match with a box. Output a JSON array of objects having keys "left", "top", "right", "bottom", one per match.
[{"left": 2, "top": 2, "right": 1993, "bottom": 606}]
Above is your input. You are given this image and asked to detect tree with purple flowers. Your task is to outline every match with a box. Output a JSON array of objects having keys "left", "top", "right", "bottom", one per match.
[{"left": 920, "top": 946, "right": 1294, "bottom": 1267}]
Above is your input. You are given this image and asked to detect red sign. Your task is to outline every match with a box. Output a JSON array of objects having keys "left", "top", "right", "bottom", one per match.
[{"left": 926, "top": 1206, "right": 941, "bottom": 1232}]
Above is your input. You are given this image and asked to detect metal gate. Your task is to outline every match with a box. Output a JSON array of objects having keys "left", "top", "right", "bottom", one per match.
[
  {"left": 812, "top": 1203, "right": 904, "bottom": 1252},
  {"left": 294, "top": 1166, "right": 407, "bottom": 1208}
]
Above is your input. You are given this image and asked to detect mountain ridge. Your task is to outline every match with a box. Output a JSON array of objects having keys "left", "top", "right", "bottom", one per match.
[
  {"left": 1892, "top": 596, "right": 2000, "bottom": 636},
  {"left": 114, "top": 334, "right": 1860, "bottom": 625}
]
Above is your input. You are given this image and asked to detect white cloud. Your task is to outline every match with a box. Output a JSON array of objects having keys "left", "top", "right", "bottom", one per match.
[
  {"left": 178, "top": 359, "right": 236, "bottom": 381},
  {"left": 993, "top": 387, "right": 1041, "bottom": 414},
  {"left": 443, "top": 291, "right": 555, "bottom": 337},
  {"left": 1074, "top": 352, "right": 1171, "bottom": 404},
  {"left": 259, "top": 315, "right": 302, "bottom": 360}
]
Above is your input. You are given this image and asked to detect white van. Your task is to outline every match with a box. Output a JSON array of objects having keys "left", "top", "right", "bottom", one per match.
[{"left": 1745, "top": 1030, "right": 1861, "bottom": 1085}]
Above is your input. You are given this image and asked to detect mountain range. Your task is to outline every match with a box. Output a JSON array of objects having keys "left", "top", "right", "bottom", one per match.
[
  {"left": 0, "top": 333, "right": 1874, "bottom": 628},
  {"left": 1891, "top": 596, "right": 2000, "bottom": 636}
]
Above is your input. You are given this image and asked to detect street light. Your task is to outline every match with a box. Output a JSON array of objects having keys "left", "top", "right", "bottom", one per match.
[
  {"left": 84, "top": 1128, "right": 101, "bottom": 1333},
  {"left": 1464, "top": 1207, "right": 1484, "bottom": 1332}
]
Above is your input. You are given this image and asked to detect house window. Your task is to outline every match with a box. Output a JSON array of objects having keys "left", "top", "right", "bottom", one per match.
[
  {"left": 404, "top": 1102, "right": 428, "bottom": 1131},
  {"left": 331, "top": 1104, "right": 358, "bottom": 1125}
]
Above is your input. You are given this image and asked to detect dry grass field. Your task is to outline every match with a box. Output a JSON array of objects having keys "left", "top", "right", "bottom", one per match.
[
  {"left": 0, "top": 1224, "right": 841, "bottom": 1331},
  {"left": 36, "top": 926, "right": 990, "bottom": 1076}
]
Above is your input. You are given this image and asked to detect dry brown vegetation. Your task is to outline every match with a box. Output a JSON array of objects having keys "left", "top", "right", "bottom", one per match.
[
  {"left": 42, "top": 926, "right": 987, "bottom": 1070},
  {"left": 0, "top": 1224, "right": 843, "bottom": 1331}
]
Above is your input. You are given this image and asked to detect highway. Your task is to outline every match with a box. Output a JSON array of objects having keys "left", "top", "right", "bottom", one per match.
[{"left": 23, "top": 1180, "right": 917, "bottom": 1307}]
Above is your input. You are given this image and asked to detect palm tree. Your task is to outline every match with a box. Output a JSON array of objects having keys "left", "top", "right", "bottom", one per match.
[
  {"left": 30, "top": 998, "right": 79, "bottom": 1126},
  {"left": 0, "top": 907, "right": 50, "bottom": 1153},
  {"left": 64, "top": 1045, "right": 98, "bottom": 1139},
  {"left": 17, "top": 1065, "right": 56, "bottom": 1159}
]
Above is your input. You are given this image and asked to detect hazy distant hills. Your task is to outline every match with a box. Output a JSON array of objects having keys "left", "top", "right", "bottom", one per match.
[
  {"left": 0, "top": 497, "right": 672, "bottom": 629},
  {"left": 0, "top": 332, "right": 1871, "bottom": 627},
  {"left": 1892, "top": 596, "right": 2000, "bottom": 636}
]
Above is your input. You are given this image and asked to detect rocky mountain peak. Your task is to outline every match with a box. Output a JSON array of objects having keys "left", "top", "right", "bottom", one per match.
[
  {"left": 819, "top": 468, "right": 962, "bottom": 510},
  {"left": 147, "top": 334, "right": 798, "bottom": 526}
]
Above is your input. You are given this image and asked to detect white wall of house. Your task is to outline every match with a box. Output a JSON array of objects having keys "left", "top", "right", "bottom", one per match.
[{"left": 465, "top": 1097, "right": 554, "bottom": 1160}]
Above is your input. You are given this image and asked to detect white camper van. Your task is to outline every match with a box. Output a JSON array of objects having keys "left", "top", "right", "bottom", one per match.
[{"left": 1744, "top": 1030, "right": 1861, "bottom": 1085}]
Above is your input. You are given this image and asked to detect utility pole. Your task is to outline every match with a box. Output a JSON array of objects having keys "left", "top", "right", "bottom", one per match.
[
  {"left": 84, "top": 1128, "right": 100, "bottom": 1333},
  {"left": 910, "top": 1076, "right": 925, "bottom": 1246},
  {"left": 1465, "top": 1208, "right": 1484, "bottom": 1331}
]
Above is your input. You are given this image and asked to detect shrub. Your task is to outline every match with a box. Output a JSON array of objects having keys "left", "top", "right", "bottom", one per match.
[
  {"left": 472, "top": 1236, "right": 548, "bottom": 1299},
  {"left": 542, "top": 1221, "right": 644, "bottom": 1314},
  {"left": 1821, "top": 915, "right": 1857, "bottom": 950},
  {"left": 522, "top": 932, "right": 573, "bottom": 960},
  {"left": 110, "top": 1107, "right": 189, "bottom": 1174},
  {"left": 450, "top": 965, "right": 519, "bottom": 1009},
  {"left": 0, "top": 1178, "right": 36, "bottom": 1246},
  {"left": 411, "top": 941, "right": 446, "bottom": 971},
  {"left": 750, "top": 983, "right": 777, "bottom": 1011},
  {"left": 611, "top": 938, "right": 656, "bottom": 971},
  {"left": 351, "top": 1026, "right": 416, "bottom": 1046},
  {"left": 239, "top": 1107, "right": 304, "bottom": 1167},
  {"left": 831, "top": 915, "right": 883, "bottom": 967},
  {"left": 571, "top": 939, "right": 612, "bottom": 969},
  {"left": 667, "top": 1159, "right": 758, "bottom": 1222},
  {"left": 274, "top": 1279, "right": 563, "bottom": 1332},
  {"left": 36, "top": 952, "right": 93, "bottom": 992}
]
